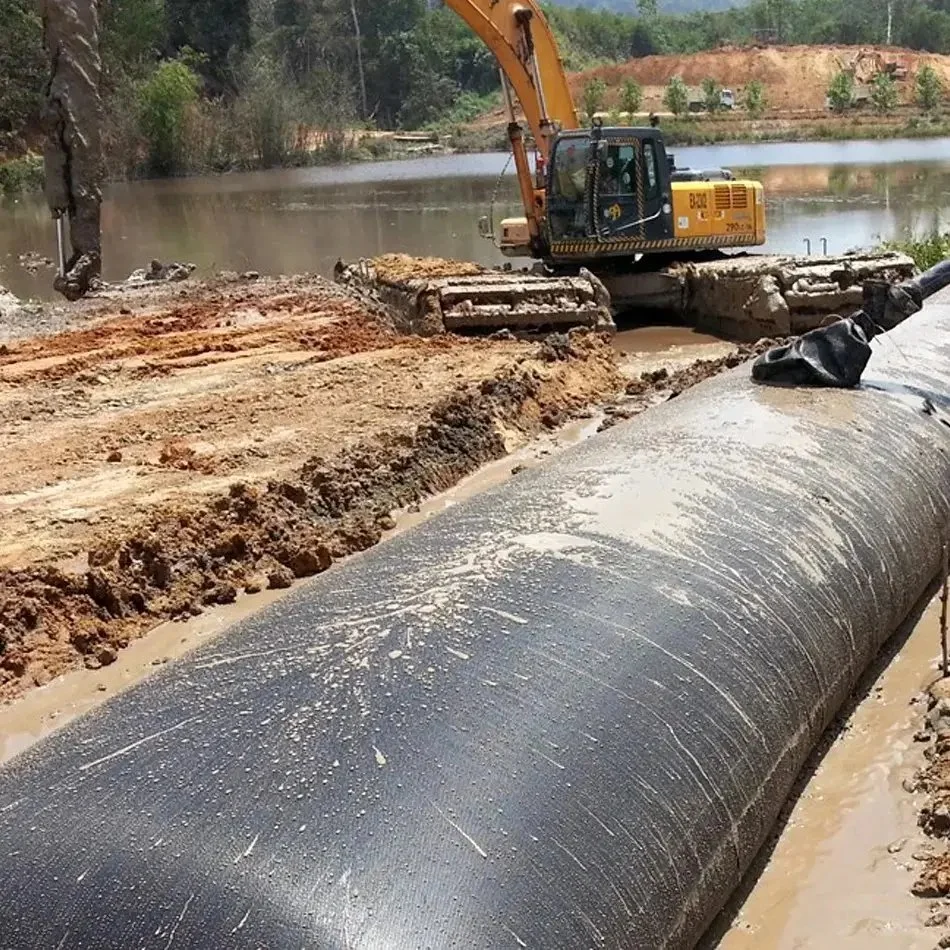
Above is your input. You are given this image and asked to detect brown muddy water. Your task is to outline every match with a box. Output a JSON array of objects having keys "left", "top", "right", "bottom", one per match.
[{"left": 4, "top": 138, "right": 950, "bottom": 301}]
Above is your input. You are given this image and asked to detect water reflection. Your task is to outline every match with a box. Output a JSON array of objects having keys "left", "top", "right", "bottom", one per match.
[{"left": 3, "top": 139, "right": 950, "bottom": 301}]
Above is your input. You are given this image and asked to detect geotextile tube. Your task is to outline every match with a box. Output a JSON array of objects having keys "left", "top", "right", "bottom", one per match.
[{"left": 4, "top": 304, "right": 950, "bottom": 948}]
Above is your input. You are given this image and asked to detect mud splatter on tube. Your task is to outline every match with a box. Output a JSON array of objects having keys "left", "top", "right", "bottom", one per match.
[
  {"left": 39, "top": 0, "right": 103, "bottom": 301},
  {"left": 1, "top": 299, "right": 950, "bottom": 946}
]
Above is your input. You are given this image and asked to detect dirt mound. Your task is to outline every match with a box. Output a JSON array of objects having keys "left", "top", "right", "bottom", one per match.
[
  {"left": 372, "top": 253, "right": 484, "bottom": 283},
  {"left": 575, "top": 44, "right": 950, "bottom": 112}
]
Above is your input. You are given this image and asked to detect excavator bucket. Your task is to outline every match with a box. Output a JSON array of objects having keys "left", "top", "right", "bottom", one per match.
[{"left": 334, "top": 254, "right": 614, "bottom": 335}]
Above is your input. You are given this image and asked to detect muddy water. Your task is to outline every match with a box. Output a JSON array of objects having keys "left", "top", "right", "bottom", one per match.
[{"left": 4, "top": 138, "right": 950, "bottom": 301}]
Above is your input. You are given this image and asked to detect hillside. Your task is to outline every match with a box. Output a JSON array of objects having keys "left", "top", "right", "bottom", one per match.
[{"left": 574, "top": 44, "right": 950, "bottom": 112}]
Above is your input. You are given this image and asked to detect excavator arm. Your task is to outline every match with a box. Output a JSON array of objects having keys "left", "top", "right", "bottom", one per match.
[
  {"left": 442, "top": 0, "right": 578, "bottom": 157},
  {"left": 443, "top": 0, "right": 579, "bottom": 250}
]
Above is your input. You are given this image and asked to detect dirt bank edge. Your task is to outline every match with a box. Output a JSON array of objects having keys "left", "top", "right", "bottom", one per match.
[{"left": 0, "top": 330, "right": 621, "bottom": 702}]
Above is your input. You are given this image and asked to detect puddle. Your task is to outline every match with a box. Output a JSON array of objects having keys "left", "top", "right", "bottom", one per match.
[
  {"left": 612, "top": 325, "right": 736, "bottom": 378},
  {"left": 708, "top": 594, "right": 943, "bottom": 949}
]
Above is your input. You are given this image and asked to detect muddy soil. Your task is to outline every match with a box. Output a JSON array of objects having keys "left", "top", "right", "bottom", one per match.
[
  {"left": 0, "top": 273, "right": 630, "bottom": 701},
  {"left": 907, "top": 668, "right": 950, "bottom": 939},
  {"left": 0, "top": 264, "right": 784, "bottom": 709}
]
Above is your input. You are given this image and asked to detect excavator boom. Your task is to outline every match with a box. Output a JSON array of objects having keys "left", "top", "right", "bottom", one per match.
[{"left": 442, "top": 0, "right": 578, "bottom": 159}]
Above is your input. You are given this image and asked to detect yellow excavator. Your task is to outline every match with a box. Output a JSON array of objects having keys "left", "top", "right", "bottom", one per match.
[
  {"left": 445, "top": 0, "right": 766, "bottom": 267},
  {"left": 337, "top": 0, "right": 768, "bottom": 331}
]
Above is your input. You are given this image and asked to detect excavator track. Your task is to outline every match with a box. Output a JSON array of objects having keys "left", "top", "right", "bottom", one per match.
[
  {"left": 335, "top": 250, "right": 917, "bottom": 341},
  {"left": 334, "top": 254, "right": 614, "bottom": 335}
]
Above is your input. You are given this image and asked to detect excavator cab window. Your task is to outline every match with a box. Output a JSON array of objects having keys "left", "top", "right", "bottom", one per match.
[
  {"left": 643, "top": 142, "right": 659, "bottom": 199},
  {"left": 548, "top": 135, "right": 592, "bottom": 240},
  {"left": 599, "top": 145, "right": 636, "bottom": 197}
]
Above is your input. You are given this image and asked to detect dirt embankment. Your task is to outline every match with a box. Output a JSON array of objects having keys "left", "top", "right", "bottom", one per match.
[
  {"left": 575, "top": 45, "right": 950, "bottom": 113},
  {"left": 908, "top": 676, "right": 950, "bottom": 925},
  {"left": 463, "top": 44, "right": 950, "bottom": 147},
  {"left": 0, "top": 274, "right": 630, "bottom": 702}
]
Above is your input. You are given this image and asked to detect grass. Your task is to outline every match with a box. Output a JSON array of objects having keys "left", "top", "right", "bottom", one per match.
[
  {"left": 883, "top": 231, "right": 950, "bottom": 270},
  {"left": 655, "top": 115, "right": 950, "bottom": 146}
]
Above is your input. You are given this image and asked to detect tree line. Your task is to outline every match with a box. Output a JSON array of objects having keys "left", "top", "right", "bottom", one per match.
[{"left": 3, "top": 0, "right": 950, "bottom": 180}]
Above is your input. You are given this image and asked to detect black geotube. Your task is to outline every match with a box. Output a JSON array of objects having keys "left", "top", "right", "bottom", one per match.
[{"left": 3, "top": 300, "right": 950, "bottom": 949}]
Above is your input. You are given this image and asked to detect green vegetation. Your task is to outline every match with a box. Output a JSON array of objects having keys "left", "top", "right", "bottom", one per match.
[
  {"left": 884, "top": 230, "right": 950, "bottom": 269},
  {"left": 742, "top": 79, "right": 766, "bottom": 117},
  {"left": 655, "top": 114, "right": 950, "bottom": 145},
  {"left": 701, "top": 77, "right": 724, "bottom": 113},
  {"left": 827, "top": 71, "right": 856, "bottom": 113},
  {"left": 916, "top": 64, "right": 944, "bottom": 112},
  {"left": 0, "top": 0, "right": 43, "bottom": 151},
  {"left": 4, "top": 0, "right": 950, "bottom": 186},
  {"left": 136, "top": 58, "right": 201, "bottom": 174},
  {"left": 0, "top": 153, "right": 43, "bottom": 199},
  {"left": 582, "top": 77, "right": 607, "bottom": 120},
  {"left": 664, "top": 76, "right": 689, "bottom": 116},
  {"left": 620, "top": 78, "right": 643, "bottom": 115},
  {"left": 870, "top": 71, "right": 899, "bottom": 114}
]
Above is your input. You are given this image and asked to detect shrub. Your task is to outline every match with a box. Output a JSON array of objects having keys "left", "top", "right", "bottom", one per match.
[
  {"left": 136, "top": 59, "right": 201, "bottom": 175},
  {"left": 916, "top": 64, "right": 943, "bottom": 113},
  {"left": 582, "top": 78, "right": 608, "bottom": 122},
  {"left": 870, "top": 71, "right": 898, "bottom": 114},
  {"left": 664, "top": 76, "right": 688, "bottom": 116},
  {"left": 619, "top": 78, "right": 643, "bottom": 116},
  {"left": 742, "top": 80, "right": 766, "bottom": 118},
  {"left": 701, "top": 77, "right": 723, "bottom": 113},
  {"left": 827, "top": 70, "right": 855, "bottom": 114}
]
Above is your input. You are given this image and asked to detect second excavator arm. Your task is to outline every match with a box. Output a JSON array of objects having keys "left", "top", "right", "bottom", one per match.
[{"left": 442, "top": 0, "right": 579, "bottom": 251}]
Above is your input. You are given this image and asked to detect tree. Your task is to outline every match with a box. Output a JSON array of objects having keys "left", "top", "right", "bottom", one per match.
[
  {"left": 164, "top": 0, "right": 251, "bottom": 89},
  {"left": 619, "top": 78, "right": 643, "bottom": 116},
  {"left": 582, "top": 78, "right": 607, "bottom": 122},
  {"left": 101, "top": 0, "right": 165, "bottom": 77},
  {"left": 0, "top": 0, "right": 44, "bottom": 140},
  {"left": 916, "top": 64, "right": 943, "bottom": 113},
  {"left": 637, "top": 0, "right": 658, "bottom": 17},
  {"left": 236, "top": 54, "right": 304, "bottom": 166},
  {"left": 701, "top": 77, "right": 723, "bottom": 113},
  {"left": 664, "top": 76, "right": 688, "bottom": 117},
  {"left": 870, "top": 70, "right": 898, "bottom": 113},
  {"left": 742, "top": 80, "right": 767, "bottom": 117},
  {"left": 827, "top": 70, "right": 855, "bottom": 113}
]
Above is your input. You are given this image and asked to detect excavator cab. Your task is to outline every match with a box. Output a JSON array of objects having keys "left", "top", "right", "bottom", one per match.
[
  {"left": 540, "top": 125, "right": 765, "bottom": 262},
  {"left": 546, "top": 128, "right": 673, "bottom": 251},
  {"left": 497, "top": 125, "right": 765, "bottom": 263}
]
